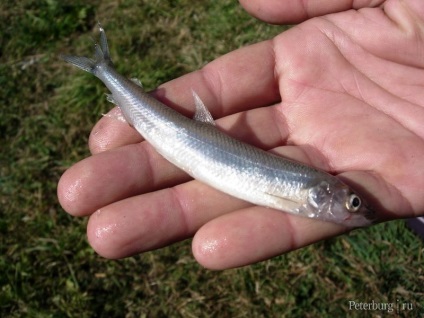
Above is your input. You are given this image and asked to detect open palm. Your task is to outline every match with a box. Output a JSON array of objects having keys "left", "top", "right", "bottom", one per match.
[{"left": 58, "top": 0, "right": 424, "bottom": 269}]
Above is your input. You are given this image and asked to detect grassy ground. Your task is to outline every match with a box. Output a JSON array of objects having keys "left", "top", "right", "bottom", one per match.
[{"left": 1, "top": 1, "right": 423, "bottom": 317}]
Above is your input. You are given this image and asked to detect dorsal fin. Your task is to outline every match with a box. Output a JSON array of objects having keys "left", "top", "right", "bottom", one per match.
[{"left": 192, "top": 90, "right": 215, "bottom": 125}]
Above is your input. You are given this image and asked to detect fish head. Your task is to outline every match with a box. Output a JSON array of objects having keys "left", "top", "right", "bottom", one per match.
[{"left": 305, "top": 180, "right": 375, "bottom": 227}]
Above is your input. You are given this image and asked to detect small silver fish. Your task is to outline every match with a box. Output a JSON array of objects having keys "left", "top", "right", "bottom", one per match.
[{"left": 61, "top": 25, "right": 375, "bottom": 227}]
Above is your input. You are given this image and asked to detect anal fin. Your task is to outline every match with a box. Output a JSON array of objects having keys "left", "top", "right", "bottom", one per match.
[{"left": 105, "top": 93, "right": 116, "bottom": 104}]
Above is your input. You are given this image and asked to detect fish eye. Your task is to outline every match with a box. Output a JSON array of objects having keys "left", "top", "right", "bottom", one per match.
[{"left": 346, "top": 194, "right": 361, "bottom": 212}]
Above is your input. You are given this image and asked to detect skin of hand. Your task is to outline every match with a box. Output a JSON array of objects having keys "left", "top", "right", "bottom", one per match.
[{"left": 58, "top": 0, "right": 424, "bottom": 270}]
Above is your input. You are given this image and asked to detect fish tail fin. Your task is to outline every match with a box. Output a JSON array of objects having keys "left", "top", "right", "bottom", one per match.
[{"left": 60, "top": 23, "right": 113, "bottom": 75}]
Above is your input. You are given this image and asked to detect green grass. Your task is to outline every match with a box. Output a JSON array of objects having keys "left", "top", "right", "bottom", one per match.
[{"left": 1, "top": 1, "right": 423, "bottom": 317}]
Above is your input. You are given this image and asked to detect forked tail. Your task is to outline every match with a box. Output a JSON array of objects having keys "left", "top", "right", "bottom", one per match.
[{"left": 60, "top": 24, "right": 113, "bottom": 75}]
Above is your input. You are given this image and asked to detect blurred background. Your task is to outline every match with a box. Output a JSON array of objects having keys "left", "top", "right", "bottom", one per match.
[{"left": 1, "top": 0, "right": 423, "bottom": 317}]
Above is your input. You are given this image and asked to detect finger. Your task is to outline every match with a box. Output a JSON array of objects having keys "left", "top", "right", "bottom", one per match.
[
  {"left": 89, "top": 40, "right": 280, "bottom": 154},
  {"left": 86, "top": 180, "right": 251, "bottom": 259},
  {"left": 239, "top": 0, "right": 384, "bottom": 24},
  {"left": 58, "top": 141, "right": 187, "bottom": 216},
  {"left": 192, "top": 207, "right": 346, "bottom": 270},
  {"left": 153, "top": 40, "right": 280, "bottom": 118}
]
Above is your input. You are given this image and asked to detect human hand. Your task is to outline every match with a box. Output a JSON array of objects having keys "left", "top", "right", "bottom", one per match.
[{"left": 58, "top": 0, "right": 424, "bottom": 269}]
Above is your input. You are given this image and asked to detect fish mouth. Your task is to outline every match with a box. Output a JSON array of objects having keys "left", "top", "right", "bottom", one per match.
[{"left": 360, "top": 200, "right": 377, "bottom": 223}]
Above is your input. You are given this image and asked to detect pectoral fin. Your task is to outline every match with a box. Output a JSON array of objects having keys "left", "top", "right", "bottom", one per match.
[{"left": 130, "top": 78, "right": 144, "bottom": 90}]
